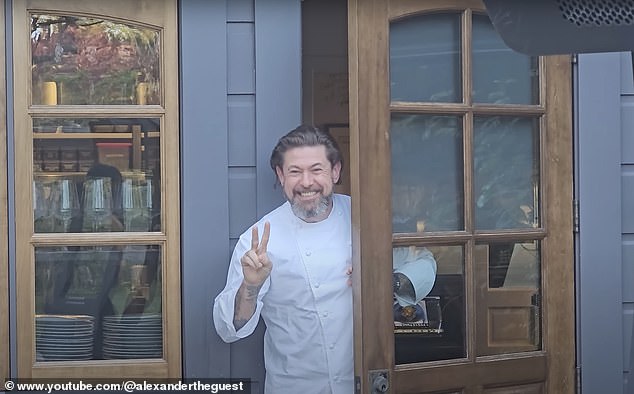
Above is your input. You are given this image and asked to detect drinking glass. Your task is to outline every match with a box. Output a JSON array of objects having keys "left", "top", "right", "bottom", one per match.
[
  {"left": 82, "top": 177, "right": 114, "bottom": 232},
  {"left": 34, "top": 178, "right": 80, "bottom": 232},
  {"left": 122, "top": 177, "right": 152, "bottom": 232}
]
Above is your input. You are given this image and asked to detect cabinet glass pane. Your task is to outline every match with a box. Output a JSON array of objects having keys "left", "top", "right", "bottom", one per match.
[
  {"left": 472, "top": 14, "right": 539, "bottom": 105},
  {"left": 35, "top": 245, "right": 162, "bottom": 361},
  {"left": 31, "top": 14, "right": 160, "bottom": 105},
  {"left": 474, "top": 116, "right": 539, "bottom": 230},
  {"left": 391, "top": 114, "right": 464, "bottom": 232},
  {"left": 33, "top": 117, "right": 161, "bottom": 233},
  {"left": 394, "top": 245, "right": 465, "bottom": 364},
  {"left": 390, "top": 13, "right": 461, "bottom": 103},
  {"left": 475, "top": 241, "right": 541, "bottom": 356}
]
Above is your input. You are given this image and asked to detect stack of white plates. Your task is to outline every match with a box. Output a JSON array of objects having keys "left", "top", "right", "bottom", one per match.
[
  {"left": 102, "top": 314, "right": 162, "bottom": 359},
  {"left": 36, "top": 314, "right": 94, "bottom": 361}
]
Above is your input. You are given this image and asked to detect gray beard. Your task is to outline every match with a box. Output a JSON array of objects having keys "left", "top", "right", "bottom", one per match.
[{"left": 290, "top": 193, "right": 332, "bottom": 222}]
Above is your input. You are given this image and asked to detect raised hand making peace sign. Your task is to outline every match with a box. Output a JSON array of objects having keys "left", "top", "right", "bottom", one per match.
[{"left": 240, "top": 221, "right": 272, "bottom": 287}]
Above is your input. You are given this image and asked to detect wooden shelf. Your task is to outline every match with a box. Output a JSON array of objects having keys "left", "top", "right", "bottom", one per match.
[
  {"left": 33, "top": 131, "right": 160, "bottom": 139},
  {"left": 34, "top": 171, "right": 153, "bottom": 178}
]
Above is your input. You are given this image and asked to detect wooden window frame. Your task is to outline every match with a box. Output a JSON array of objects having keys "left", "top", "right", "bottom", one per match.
[{"left": 13, "top": 0, "right": 181, "bottom": 379}]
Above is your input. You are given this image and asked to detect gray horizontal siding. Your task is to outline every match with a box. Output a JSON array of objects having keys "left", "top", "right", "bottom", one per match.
[
  {"left": 227, "top": 23, "right": 255, "bottom": 94},
  {"left": 228, "top": 95, "right": 256, "bottom": 167},
  {"left": 622, "top": 97, "right": 634, "bottom": 164},
  {"left": 228, "top": 167, "right": 257, "bottom": 238},
  {"left": 228, "top": 0, "right": 254, "bottom": 22}
]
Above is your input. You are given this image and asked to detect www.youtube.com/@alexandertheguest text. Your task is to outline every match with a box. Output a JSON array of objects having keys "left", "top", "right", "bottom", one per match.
[{"left": 4, "top": 379, "right": 251, "bottom": 393}]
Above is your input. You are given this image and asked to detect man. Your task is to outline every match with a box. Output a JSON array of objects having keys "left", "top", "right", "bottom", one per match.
[{"left": 213, "top": 125, "right": 353, "bottom": 394}]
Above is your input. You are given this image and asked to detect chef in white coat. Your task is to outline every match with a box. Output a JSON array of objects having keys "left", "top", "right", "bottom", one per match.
[{"left": 214, "top": 125, "right": 353, "bottom": 394}]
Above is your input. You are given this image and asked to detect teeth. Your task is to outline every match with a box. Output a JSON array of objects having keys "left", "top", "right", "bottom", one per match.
[{"left": 300, "top": 191, "right": 317, "bottom": 197}]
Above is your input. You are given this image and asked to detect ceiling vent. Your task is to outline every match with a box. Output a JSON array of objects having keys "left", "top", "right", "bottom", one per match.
[
  {"left": 558, "top": 0, "right": 634, "bottom": 27},
  {"left": 483, "top": 0, "right": 634, "bottom": 55}
]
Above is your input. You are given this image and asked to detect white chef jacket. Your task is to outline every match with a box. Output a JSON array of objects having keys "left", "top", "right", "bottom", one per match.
[{"left": 213, "top": 194, "right": 353, "bottom": 394}]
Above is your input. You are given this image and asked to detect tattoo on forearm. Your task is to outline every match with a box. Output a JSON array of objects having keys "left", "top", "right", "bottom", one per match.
[
  {"left": 245, "top": 284, "right": 260, "bottom": 299},
  {"left": 233, "top": 282, "right": 262, "bottom": 331}
]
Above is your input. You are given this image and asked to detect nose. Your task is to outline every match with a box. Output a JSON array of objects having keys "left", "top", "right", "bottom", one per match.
[{"left": 300, "top": 171, "right": 314, "bottom": 188}]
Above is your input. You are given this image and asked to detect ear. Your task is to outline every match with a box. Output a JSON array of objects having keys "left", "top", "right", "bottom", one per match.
[
  {"left": 331, "top": 161, "right": 342, "bottom": 184},
  {"left": 275, "top": 166, "right": 285, "bottom": 186}
]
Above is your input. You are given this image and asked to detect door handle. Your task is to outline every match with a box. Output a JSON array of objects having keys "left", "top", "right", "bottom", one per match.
[{"left": 369, "top": 370, "right": 389, "bottom": 393}]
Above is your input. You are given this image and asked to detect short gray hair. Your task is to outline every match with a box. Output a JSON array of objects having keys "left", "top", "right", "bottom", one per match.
[{"left": 269, "top": 125, "right": 343, "bottom": 182}]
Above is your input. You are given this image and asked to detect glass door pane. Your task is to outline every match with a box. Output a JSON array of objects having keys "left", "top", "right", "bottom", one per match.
[
  {"left": 473, "top": 116, "right": 540, "bottom": 230},
  {"left": 35, "top": 245, "right": 162, "bottom": 361},
  {"left": 394, "top": 245, "right": 465, "bottom": 364},
  {"left": 32, "top": 117, "right": 161, "bottom": 233},
  {"left": 31, "top": 14, "right": 160, "bottom": 106},
  {"left": 472, "top": 14, "right": 539, "bottom": 105},
  {"left": 390, "top": 13, "right": 462, "bottom": 103},
  {"left": 391, "top": 114, "right": 464, "bottom": 232}
]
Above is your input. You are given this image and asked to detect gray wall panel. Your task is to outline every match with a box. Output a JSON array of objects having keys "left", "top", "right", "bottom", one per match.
[
  {"left": 254, "top": 0, "right": 301, "bottom": 218},
  {"left": 578, "top": 52, "right": 624, "bottom": 394},
  {"left": 228, "top": 167, "right": 257, "bottom": 238},
  {"left": 621, "top": 52, "right": 634, "bottom": 95},
  {"left": 227, "top": 23, "right": 255, "bottom": 94},
  {"left": 626, "top": 303, "right": 634, "bottom": 379},
  {"left": 621, "top": 50, "right": 634, "bottom": 394},
  {"left": 227, "top": 0, "right": 254, "bottom": 22},
  {"left": 624, "top": 167, "right": 634, "bottom": 232},
  {"left": 623, "top": 237, "right": 634, "bottom": 302},
  {"left": 230, "top": 321, "right": 266, "bottom": 394},
  {"left": 622, "top": 97, "right": 634, "bottom": 164},
  {"left": 228, "top": 95, "right": 256, "bottom": 167},
  {"left": 180, "top": 0, "right": 230, "bottom": 379}
]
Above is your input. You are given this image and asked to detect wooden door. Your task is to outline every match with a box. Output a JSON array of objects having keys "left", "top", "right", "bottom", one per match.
[
  {"left": 13, "top": 0, "right": 180, "bottom": 379},
  {"left": 348, "top": 0, "right": 575, "bottom": 392}
]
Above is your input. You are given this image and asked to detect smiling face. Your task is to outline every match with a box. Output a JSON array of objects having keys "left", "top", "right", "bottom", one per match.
[{"left": 276, "top": 145, "right": 341, "bottom": 223}]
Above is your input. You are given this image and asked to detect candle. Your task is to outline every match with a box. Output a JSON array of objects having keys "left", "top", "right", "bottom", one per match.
[
  {"left": 136, "top": 82, "right": 148, "bottom": 105},
  {"left": 42, "top": 82, "right": 57, "bottom": 105}
]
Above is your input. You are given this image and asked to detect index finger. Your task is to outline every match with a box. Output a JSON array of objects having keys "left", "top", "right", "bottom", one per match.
[
  {"left": 258, "top": 221, "right": 271, "bottom": 253},
  {"left": 250, "top": 226, "right": 259, "bottom": 251}
]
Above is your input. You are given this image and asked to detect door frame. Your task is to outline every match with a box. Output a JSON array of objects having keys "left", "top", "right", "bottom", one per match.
[
  {"left": 1, "top": 0, "right": 9, "bottom": 384},
  {"left": 348, "top": 0, "right": 574, "bottom": 392}
]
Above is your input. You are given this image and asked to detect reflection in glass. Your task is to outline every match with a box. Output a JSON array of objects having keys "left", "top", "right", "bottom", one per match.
[
  {"left": 31, "top": 14, "right": 160, "bottom": 105},
  {"left": 393, "top": 246, "right": 437, "bottom": 307},
  {"left": 33, "top": 117, "right": 161, "bottom": 233},
  {"left": 390, "top": 13, "right": 461, "bottom": 103},
  {"left": 35, "top": 245, "right": 162, "bottom": 361},
  {"left": 394, "top": 245, "right": 465, "bottom": 364},
  {"left": 472, "top": 14, "right": 539, "bottom": 104},
  {"left": 391, "top": 114, "right": 464, "bottom": 232},
  {"left": 475, "top": 241, "right": 541, "bottom": 356},
  {"left": 474, "top": 116, "right": 540, "bottom": 230}
]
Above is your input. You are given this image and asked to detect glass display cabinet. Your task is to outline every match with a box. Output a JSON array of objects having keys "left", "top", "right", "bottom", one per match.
[{"left": 13, "top": 0, "right": 180, "bottom": 379}]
